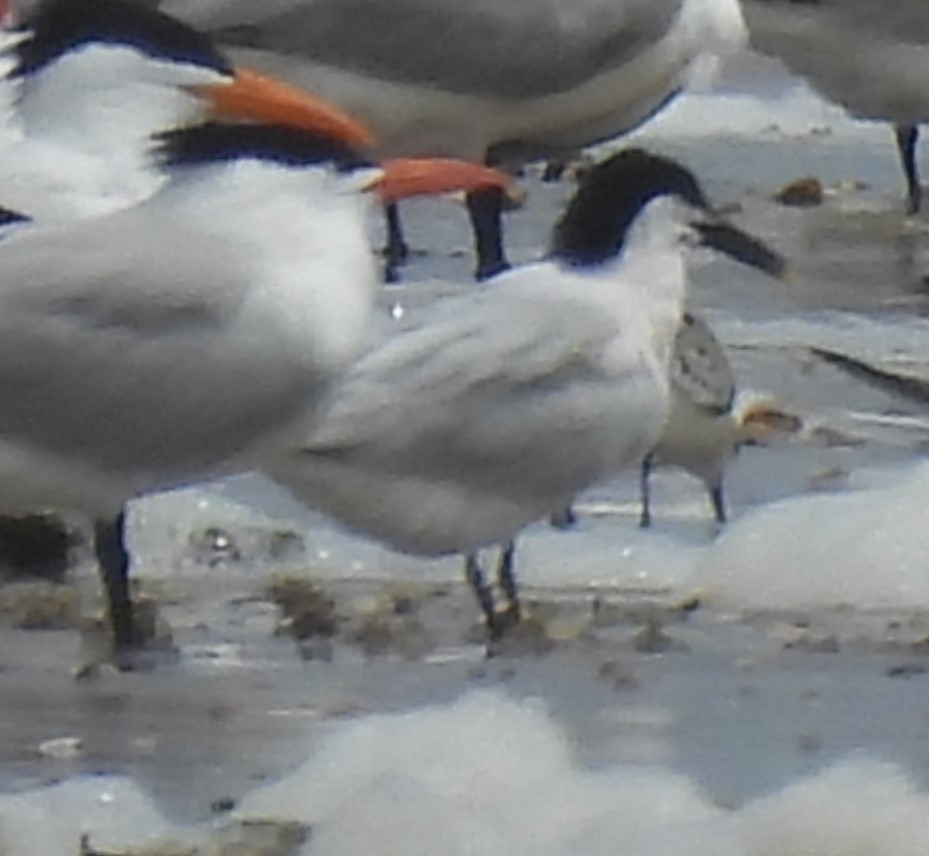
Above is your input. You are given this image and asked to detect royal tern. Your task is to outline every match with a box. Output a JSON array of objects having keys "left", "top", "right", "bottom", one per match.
[
  {"left": 0, "top": 0, "right": 373, "bottom": 222},
  {"left": 140, "top": 0, "right": 748, "bottom": 278},
  {"left": 742, "top": 0, "right": 929, "bottom": 214},
  {"left": 0, "top": 120, "right": 502, "bottom": 658},
  {"left": 265, "top": 149, "right": 786, "bottom": 638}
]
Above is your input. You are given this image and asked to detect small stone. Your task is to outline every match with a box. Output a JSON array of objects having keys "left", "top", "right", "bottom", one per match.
[{"left": 773, "top": 177, "right": 824, "bottom": 207}]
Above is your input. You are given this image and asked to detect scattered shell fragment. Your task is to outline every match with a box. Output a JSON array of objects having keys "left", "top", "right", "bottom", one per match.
[{"left": 773, "top": 176, "right": 824, "bottom": 207}]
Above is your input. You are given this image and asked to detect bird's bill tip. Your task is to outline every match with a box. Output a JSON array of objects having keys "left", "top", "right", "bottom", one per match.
[
  {"left": 377, "top": 158, "right": 512, "bottom": 204},
  {"left": 192, "top": 67, "right": 375, "bottom": 149},
  {"left": 692, "top": 220, "right": 788, "bottom": 280}
]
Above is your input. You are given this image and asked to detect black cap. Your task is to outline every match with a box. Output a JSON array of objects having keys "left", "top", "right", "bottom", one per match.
[
  {"left": 551, "top": 148, "right": 711, "bottom": 268},
  {"left": 13, "top": 0, "right": 232, "bottom": 78},
  {"left": 155, "top": 122, "right": 375, "bottom": 173}
]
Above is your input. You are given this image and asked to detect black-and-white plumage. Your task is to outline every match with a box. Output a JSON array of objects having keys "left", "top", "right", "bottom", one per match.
[
  {"left": 0, "top": 121, "right": 384, "bottom": 658},
  {"left": 0, "top": 0, "right": 373, "bottom": 223},
  {"left": 265, "top": 149, "right": 786, "bottom": 638}
]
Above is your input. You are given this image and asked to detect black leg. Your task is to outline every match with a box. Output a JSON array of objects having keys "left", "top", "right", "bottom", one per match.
[
  {"left": 709, "top": 482, "right": 727, "bottom": 525},
  {"left": 639, "top": 453, "right": 654, "bottom": 529},
  {"left": 466, "top": 187, "right": 510, "bottom": 281},
  {"left": 464, "top": 552, "right": 502, "bottom": 638},
  {"left": 94, "top": 510, "right": 135, "bottom": 653},
  {"left": 895, "top": 124, "right": 922, "bottom": 215},
  {"left": 495, "top": 540, "right": 521, "bottom": 624},
  {"left": 382, "top": 202, "right": 410, "bottom": 283},
  {"left": 549, "top": 505, "right": 577, "bottom": 530}
]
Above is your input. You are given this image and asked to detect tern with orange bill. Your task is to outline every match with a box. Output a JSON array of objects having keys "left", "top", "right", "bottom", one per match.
[
  {"left": 0, "top": 112, "right": 508, "bottom": 660},
  {"left": 0, "top": 0, "right": 374, "bottom": 223}
]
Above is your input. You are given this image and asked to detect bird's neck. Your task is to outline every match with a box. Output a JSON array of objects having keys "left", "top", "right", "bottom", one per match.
[{"left": 615, "top": 203, "right": 689, "bottom": 372}]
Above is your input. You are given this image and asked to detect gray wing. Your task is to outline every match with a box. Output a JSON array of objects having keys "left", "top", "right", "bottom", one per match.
[
  {"left": 669, "top": 312, "right": 735, "bottom": 416},
  {"left": 165, "top": 0, "right": 681, "bottom": 99},
  {"left": 745, "top": 0, "right": 929, "bottom": 52},
  {"left": 301, "top": 284, "right": 627, "bottom": 492},
  {"left": 0, "top": 214, "right": 319, "bottom": 486}
]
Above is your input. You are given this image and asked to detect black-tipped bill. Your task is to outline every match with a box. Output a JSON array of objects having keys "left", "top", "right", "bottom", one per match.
[{"left": 691, "top": 221, "right": 788, "bottom": 280}]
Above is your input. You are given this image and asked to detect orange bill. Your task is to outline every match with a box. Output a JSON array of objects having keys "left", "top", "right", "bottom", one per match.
[
  {"left": 193, "top": 67, "right": 375, "bottom": 149},
  {"left": 378, "top": 158, "right": 512, "bottom": 204}
]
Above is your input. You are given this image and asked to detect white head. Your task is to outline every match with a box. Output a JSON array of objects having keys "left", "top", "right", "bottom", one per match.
[{"left": 9, "top": 0, "right": 234, "bottom": 147}]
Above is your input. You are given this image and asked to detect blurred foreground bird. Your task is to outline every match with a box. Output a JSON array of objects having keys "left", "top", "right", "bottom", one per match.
[
  {"left": 0, "top": 0, "right": 375, "bottom": 222},
  {"left": 0, "top": 118, "right": 506, "bottom": 662},
  {"left": 265, "top": 149, "right": 787, "bottom": 640}
]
